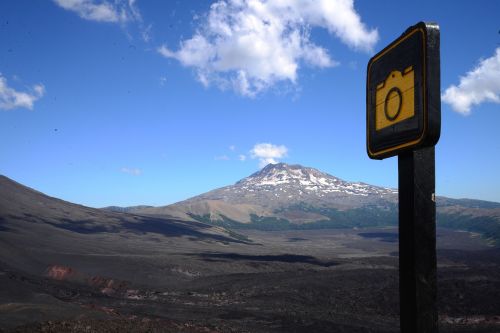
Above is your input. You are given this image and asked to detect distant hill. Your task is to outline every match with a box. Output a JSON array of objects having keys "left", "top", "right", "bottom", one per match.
[
  {"left": 132, "top": 163, "right": 500, "bottom": 243},
  {"left": 101, "top": 205, "right": 154, "bottom": 213}
]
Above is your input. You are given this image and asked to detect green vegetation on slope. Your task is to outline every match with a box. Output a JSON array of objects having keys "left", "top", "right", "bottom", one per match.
[
  {"left": 188, "top": 204, "right": 399, "bottom": 231},
  {"left": 437, "top": 213, "right": 500, "bottom": 245},
  {"left": 188, "top": 206, "right": 500, "bottom": 244}
]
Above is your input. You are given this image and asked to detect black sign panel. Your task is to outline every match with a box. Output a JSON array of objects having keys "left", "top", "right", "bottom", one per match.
[{"left": 366, "top": 22, "right": 440, "bottom": 159}]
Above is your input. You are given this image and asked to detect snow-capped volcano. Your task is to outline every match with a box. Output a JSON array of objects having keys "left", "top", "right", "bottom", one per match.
[
  {"left": 137, "top": 163, "right": 399, "bottom": 225},
  {"left": 129, "top": 163, "right": 500, "bottom": 231},
  {"left": 236, "top": 163, "right": 397, "bottom": 198}
]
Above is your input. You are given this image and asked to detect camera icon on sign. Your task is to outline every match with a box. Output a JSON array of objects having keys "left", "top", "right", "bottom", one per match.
[{"left": 375, "top": 66, "right": 415, "bottom": 131}]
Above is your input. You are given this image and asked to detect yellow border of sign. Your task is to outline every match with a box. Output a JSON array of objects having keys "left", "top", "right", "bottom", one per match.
[{"left": 367, "top": 27, "right": 426, "bottom": 158}]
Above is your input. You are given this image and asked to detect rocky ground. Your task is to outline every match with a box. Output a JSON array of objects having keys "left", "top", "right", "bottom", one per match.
[{"left": 1, "top": 228, "right": 500, "bottom": 333}]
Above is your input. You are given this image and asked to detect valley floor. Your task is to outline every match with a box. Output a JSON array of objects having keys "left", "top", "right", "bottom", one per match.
[{"left": 1, "top": 227, "right": 500, "bottom": 333}]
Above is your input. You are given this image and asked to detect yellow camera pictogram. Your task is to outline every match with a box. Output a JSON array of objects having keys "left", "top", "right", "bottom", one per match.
[{"left": 375, "top": 66, "right": 415, "bottom": 131}]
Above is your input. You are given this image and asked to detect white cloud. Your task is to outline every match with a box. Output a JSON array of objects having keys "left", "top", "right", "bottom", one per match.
[
  {"left": 229, "top": 145, "right": 236, "bottom": 151},
  {"left": 158, "top": 0, "right": 378, "bottom": 97},
  {"left": 121, "top": 167, "right": 142, "bottom": 176},
  {"left": 238, "top": 154, "right": 247, "bottom": 161},
  {"left": 442, "top": 47, "right": 500, "bottom": 115},
  {"left": 215, "top": 155, "right": 230, "bottom": 161},
  {"left": 0, "top": 74, "right": 45, "bottom": 111},
  {"left": 250, "top": 143, "right": 288, "bottom": 167},
  {"left": 53, "top": 0, "right": 141, "bottom": 24}
]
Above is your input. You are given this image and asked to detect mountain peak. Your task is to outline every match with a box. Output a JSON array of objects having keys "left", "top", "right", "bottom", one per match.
[
  {"left": 258, "top": 162, "right": 304, "bottom": 173},
  {"left": 262, "top": 162, "right": 296, "bottom": 168},
  {"left": 238, "top": 162, "right": 341, "bottom": 188}
]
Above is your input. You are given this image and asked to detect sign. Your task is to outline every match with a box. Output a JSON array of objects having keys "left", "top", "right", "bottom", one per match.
[
  {"left": 366, "top": 22, "right": 441, "bottom": 159},
  {"left": 365, "top": 22, "right": 441, "bottom": 333}
]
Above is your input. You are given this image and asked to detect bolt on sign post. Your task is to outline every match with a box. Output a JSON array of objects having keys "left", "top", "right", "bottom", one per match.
[{"left": 366, "top": 22, "right": 440, "bottom": 332}]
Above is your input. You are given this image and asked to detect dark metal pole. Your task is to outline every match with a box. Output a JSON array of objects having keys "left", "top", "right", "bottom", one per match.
[{"left": 398, "top": 146, "right": 438, "bottom": 333}]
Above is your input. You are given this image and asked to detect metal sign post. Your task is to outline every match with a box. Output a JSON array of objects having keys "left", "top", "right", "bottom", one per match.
[{"left": 366, "top": 22, "right": 440, "bottom": 332}]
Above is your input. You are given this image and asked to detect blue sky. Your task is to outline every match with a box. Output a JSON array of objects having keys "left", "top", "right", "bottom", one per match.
[{"left": 1, "top": 0, "right": 499, "bottom": 207}]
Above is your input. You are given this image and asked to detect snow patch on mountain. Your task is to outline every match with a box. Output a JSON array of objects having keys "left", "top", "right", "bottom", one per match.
[{"left": 234, "top": 163, "right": 397, "bottom": 197}]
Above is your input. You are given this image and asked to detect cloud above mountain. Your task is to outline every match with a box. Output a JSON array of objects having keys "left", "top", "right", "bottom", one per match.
[
  {"left": 158, "top": 0, "right": 378, "bottom": 97},
  {"left": 250, "top": 143, "right": 288, "bottom": 167}
]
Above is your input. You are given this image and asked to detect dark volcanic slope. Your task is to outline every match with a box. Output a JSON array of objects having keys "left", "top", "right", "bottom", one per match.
[
  {"left": 0, "top": 175, "right": 247, "bottom": 276},
  {"left": 0, "top": 175, "right": 242, "bottom": 241}
]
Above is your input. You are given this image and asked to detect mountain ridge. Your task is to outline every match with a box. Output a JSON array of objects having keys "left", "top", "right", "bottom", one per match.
[{"left": 2, "top": 163, "right": 499, "bottom": 243}]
